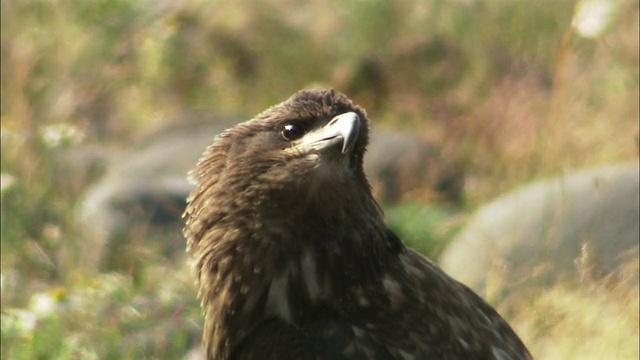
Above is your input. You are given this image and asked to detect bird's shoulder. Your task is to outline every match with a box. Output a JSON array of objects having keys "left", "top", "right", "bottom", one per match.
[{"left": 385, "top": 246, "right": 532, "bottom": 359}]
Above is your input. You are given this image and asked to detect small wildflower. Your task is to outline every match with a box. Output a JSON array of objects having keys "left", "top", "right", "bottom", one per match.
[
  {"left": 572, "top": 0, "right": 616, "bottom": 38},
  {"left": 39, "top": 123, "right": 84, "bottom": 148},
  {"left": 3, "top": 309, "right": 38, "bottom": 337},
  {"left": 29, "top": 292, "right": 58, "bottom": 317},
  {"left": 1, "top": 173, "right": 17, "bottom": 195}
]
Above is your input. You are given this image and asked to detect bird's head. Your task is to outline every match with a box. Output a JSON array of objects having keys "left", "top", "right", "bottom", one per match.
[{"left": 186, "top": 89, "right": 381, "bottom": 228}]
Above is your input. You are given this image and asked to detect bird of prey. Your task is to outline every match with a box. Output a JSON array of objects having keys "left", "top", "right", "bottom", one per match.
[{"left": 183, "top": 89, "right": 532, "bottom": 359}]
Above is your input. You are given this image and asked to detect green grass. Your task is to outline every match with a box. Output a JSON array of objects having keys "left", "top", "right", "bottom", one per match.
[
  {"left": 385, "top": 202, "right": 463, "bottom": 258},
  {"left": 2, "top": 0, "right": 638, "bottom": 358}
]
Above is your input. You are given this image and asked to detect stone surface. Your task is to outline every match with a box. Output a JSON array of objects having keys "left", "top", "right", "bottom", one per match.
[{"left": 439, "top": 162, "right": 639, "bottom": 303}]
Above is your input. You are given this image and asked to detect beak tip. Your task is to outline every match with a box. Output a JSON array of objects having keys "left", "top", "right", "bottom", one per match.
[{"left": 333, "top": 112, "right": 360, "bottom": 155}]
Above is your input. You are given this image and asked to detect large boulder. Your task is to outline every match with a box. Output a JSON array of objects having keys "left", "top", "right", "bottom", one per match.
[
  {"left": 365, "top": 130, "right": 463, "bottom": 204},
  {"left": 75, "top": 114, "right": 239, "bottom": 272},
  {"left": 439, "top": 162, "right": 639, "bottom": 303},
  {"left": 75, "top": 113, "right": 463, "bottom": 271}
]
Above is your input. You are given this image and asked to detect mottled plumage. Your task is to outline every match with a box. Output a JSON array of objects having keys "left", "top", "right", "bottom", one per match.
[{"left": 183, "top": 89, "right": 532, "bottom": 359}]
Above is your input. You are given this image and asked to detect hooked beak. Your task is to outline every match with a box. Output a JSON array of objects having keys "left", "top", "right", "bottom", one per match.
[{"left": 295, "top": 112, "right": 361, "bottom": 154}]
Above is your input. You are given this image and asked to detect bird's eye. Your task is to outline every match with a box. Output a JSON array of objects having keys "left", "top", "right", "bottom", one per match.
[{"left": 281, "top": 123, "right": 305, "bottom": 141}]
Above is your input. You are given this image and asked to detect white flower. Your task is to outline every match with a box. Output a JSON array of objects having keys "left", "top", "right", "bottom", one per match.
[
  {"left": 39, "top": 123, "right": 84, "bottom": 148},
  {"left": 2, "top": 309, "right": 38, "bottom": 336},
  {"left": 29, "top": 292, "right": 57, "bottom": 317},
  {"left": 572, "top": 0, "right": 616, "bottom": 38},
  {"left": 0, "top": 173, "right": 17, "bottom": 195}
]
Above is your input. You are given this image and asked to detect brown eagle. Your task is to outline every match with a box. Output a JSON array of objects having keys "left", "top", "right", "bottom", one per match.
[{"left": 183, "top": 89, "right": 532, "bottom": 359}]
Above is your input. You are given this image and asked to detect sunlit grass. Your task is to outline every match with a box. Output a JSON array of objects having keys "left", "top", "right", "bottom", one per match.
[{"left": 512, "top": 276, "right": 639, "bottom": 359}]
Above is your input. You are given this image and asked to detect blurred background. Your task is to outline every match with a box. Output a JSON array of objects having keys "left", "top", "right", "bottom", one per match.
[{"left": 1, "top": 0, "right": 638, "bottom": 358}]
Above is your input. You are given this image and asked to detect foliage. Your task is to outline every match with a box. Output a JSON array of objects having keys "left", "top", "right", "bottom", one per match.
[{"left": 1, "top": 0, "right": 638, "bottom": 358}]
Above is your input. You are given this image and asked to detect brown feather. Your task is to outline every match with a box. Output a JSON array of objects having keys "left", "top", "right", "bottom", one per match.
[{"left": 183, "top": 89, "right": 532, "bottom": 359}]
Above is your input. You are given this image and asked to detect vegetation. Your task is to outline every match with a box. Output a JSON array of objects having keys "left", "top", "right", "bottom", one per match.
[{"left": 2, "top": 0, "right": 637, "bottom": 358}]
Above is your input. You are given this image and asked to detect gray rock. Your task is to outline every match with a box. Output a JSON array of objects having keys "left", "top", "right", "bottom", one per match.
[
  {"left": 365, "top": 130, "right": 464, "bottom": 204},
  {"left": 439, "top": 162, "right": 639, "bottom": 303},
  {"left": 75, "top": 114, "right": 239, "bottom": 271}
]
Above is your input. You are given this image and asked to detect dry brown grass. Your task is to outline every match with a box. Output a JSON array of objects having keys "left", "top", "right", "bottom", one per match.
[{"left": 510, "top": 265, "right": 639, "bottom": 359}]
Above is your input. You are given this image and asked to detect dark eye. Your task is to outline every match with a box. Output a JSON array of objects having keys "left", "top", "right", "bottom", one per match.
[{"left": 281, "top": 123, "right": 305, "bottom": 141}]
